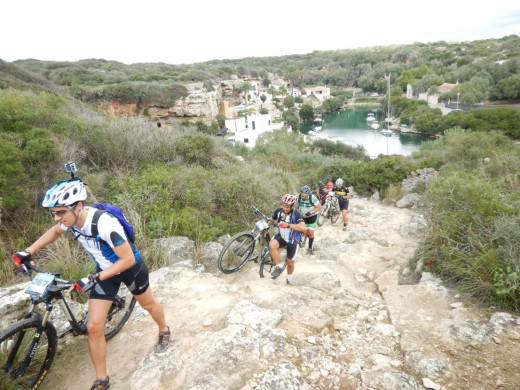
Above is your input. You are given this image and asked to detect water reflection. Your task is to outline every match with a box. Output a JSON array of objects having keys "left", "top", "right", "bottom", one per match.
[{"left": 301, "top": 107, "right": 431, "bottom": 159}]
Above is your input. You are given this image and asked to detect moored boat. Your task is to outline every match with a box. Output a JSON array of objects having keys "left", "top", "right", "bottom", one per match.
[{"left": 313, "top": 116, "right": 323, "bottom": 131}]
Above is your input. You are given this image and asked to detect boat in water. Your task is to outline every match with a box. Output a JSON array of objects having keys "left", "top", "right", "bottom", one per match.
[
  {"left": 366, "top": 112, "right": 375, "bottom": 122},
  {"left": 313, "top": 116, "right": 323, "bottom": 131},
  {"left": 370, "top": 121, "right": 380, "bottom": 130}
]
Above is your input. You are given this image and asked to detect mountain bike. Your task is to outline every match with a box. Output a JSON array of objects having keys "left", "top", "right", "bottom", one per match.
[
  {"left": 317, "top": 192, "right": 340, "bottom": 226},
  {"left": 0, "top": 263, "right": 136, "bottom": 390},
  {"left": 217, "top": 206, "right": 287, "bottom": 278}
]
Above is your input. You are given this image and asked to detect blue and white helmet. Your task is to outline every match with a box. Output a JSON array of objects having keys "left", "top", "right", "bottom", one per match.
[
  {"left": 41, "top": 179, "right": 87, "bottom": 207},
  {"left": 335, "top": 178, "right": 344, "bottom": 186}
]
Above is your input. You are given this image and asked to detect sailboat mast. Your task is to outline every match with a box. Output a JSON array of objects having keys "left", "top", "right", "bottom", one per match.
[{"left": 386, "top": 74, "right": 390, "bottom": 131}]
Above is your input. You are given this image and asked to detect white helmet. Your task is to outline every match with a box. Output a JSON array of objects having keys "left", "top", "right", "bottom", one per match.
[
  {"left": 335, "top": 178, "right": 344, "bottom": 186},
  {"left": 41, "top": 179, "right": 87, "bottom": 207}
]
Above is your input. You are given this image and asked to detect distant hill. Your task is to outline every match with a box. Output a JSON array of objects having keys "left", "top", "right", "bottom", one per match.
[{"left": 7, "top": 35, "right": 520, "bottom": 106}]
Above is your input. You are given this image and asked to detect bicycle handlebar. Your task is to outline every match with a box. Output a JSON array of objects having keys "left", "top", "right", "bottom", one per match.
[
  {"left": 20, "top": 263, "right": 75, "bottom": 287},
  {"left": 251, "top": 206, "right": 279, "bottom": 227}
]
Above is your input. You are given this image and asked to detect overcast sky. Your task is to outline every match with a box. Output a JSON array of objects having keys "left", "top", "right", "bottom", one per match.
[{"left": 2, "top": 0, "right": 519, "bottom": 65}]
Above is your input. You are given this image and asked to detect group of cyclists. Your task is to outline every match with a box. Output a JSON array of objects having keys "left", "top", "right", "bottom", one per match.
[
  {"left": 266, "top": 178, "right": 351, "bottom": 285},
  {"left": 8, "top": 170, "right": 350, "bottom": 389}
]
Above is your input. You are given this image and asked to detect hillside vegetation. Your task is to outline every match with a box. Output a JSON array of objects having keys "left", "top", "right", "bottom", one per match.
[
  {"left": 11, "top": 35, "right": 520, "bottom": 106},
  {"left": 1, "top": 37, "right": 520, "bottom": 313}
]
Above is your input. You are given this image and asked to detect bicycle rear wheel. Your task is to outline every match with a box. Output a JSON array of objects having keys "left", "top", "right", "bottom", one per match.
[
  {"left": 0, "top": 317, "right": 57, "bottom": 390},
  {"left": 259, "top": 249, "right": 288, "bottom": 278},
  {"left": 218, "top": 232, "right": 256, "bottom": 274},
  {"left": 104, "top": 284, "right": 137, "bottom": 341},
  {"left": 330, "top": 203, "right": 340, "bottom": 224},
  {"left": 317, "top": 204, "right": 329, "bottom": 226}
]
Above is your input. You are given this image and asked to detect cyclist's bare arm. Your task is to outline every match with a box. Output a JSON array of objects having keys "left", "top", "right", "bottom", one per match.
[
  {"left": 98, "top": 242, "right": 136, "bottom": 281},
  {"left": 26, "top": 224, "right": 66, "bottom": 257},
  {"left": 290, "top": 221, "right": 307, "bottom": 233}
]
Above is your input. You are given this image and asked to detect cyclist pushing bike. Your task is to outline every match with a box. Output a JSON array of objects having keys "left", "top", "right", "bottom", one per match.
[
  {"left": 296, "top": 185, "right": 321, "bottom": 255},
  {"left": 12, "top": 172, "right": 170, "bottom": 390},
  {"left": 267, "top": 194, "right": 306, "bottom": 284},
  {"left": 333, "top": 178, "right": 351, "bottom": 231}
]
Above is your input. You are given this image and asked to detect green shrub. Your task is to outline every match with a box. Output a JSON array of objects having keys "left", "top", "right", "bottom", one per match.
[
  {"left": 438, "top": 108, "right": 520, "bottom": 137},
  {"left": 310, "top": 139, "right": 368, "bottom": 161},
  {"left": 173, "top": 134, "right": 215, "bottom": 167},
  {"left": 0, "top": 136, "right": 26, "bottom": 209},
  {"left": 421, "top": 170, "right": 519, "bottom": 306},
  {"left": 349, "top": 155, "right": 416, "bottom": 197}
]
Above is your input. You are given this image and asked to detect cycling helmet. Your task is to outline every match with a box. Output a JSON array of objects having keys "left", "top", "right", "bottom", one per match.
[
  {"left": 300, "top": 185, "right": 312, "bottom": 195},
  {"left": 41, "top": 179, "right": 87, "bottom": 207},
  {"left": 281, "top": 194, "right": 296, "bottom": 205},
  {"left": 325, "top": 181, "right": 333, "bottom": 190},
  {"left": 335, "top": 178, "right": 344, "bottom": 186}
]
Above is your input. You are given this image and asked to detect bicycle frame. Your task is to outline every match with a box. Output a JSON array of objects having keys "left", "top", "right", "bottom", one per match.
[{"left": 23, "top": 266, "right": 86, "bottom": 337}]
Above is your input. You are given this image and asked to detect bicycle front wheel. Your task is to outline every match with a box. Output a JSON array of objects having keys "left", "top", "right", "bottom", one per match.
[
  {"left": 0, "top": 317, "right": 57, "bottom": 390},
  {"left": 317, "top": 204, "right": 329, "bottom": 226},
  {"left": 104, "top": 284, "right": 137, "bottom": 341},
  {"left": 330, "top": 203, "right": 340, "bottom": 224},
  {"left": 259, "top": 250, "right": 288, "bottom": 278},
  {"left": 218, "top": 232, "right": 256, "bottom": 274}
]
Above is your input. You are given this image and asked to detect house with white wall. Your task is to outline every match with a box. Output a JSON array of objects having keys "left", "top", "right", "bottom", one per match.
[
  {"left": 225, "top": 114, "right": 284, "bottom": 148},
  {"left": 290, "top": 88, "right": 302, "bottom": 98},
  {"left": 301, "top": 86, "right": 330, "bottom": 101}
]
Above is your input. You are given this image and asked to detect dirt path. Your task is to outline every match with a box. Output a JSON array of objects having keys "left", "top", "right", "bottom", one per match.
[{"left": 38, "top": 197, "right": 520, "bottom": 389}]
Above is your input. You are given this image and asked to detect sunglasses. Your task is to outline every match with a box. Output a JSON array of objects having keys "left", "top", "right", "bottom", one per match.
[{"left": 50, "top": 209, "right": 70, "bottom": 217}]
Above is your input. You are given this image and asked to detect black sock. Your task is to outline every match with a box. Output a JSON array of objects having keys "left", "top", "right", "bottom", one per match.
[{"left": 309, "top": 238, "right": 314, "bottom": 249}]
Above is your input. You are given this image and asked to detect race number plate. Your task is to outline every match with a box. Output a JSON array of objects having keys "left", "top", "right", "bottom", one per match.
[{"left": 25, "top": 272, "right": 55, "bottom": 297}]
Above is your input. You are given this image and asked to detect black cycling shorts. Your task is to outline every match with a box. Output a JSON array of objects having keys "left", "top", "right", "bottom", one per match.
[
  {"left": 273, "top": 234, "right": 299, "bottom": 261},
  {"left": 90, "top": 260, "right": 150, "bottom": 301},
  {"left": 303, "top": 214, "right": 318, "bottom": 225},
  {"left": 338, "top": 197, "right": 349, "bottom": 211}
]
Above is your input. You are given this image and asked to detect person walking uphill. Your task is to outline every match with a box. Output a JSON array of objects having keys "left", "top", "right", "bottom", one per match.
[
  {"left": 268, "top": 194, "right": 306, "bottom": 285},
  {"left": 333, "top": 178, "right": 351, "bottom": 231},
  {"left": 297, "top": 185, "right": 321, "bottom": 255},
  {"left": 12, "top": 177, "right": 170, "bottom": 390}
]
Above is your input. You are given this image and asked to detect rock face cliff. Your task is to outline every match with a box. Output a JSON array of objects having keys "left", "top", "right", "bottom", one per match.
[
  {"left": 94, "top": 82, "right": 224, "bottom": 124},
  {"left": 3, "top": 195, "right": 520, "bottom": 389}
]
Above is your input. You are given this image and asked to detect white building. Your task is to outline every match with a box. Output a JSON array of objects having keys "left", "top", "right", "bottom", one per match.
[
  {"left": 225, "top": 114, "right": 284, "bottom": 148},
  {"left": 301, "top": 86, "right": 330, "bottom": 101},
  {"left": 290, "top": 88, "right": 302, "bottom": 98}
]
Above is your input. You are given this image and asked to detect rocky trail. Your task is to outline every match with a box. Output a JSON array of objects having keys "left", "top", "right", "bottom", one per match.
[{"left": 3, "top": 196, "right": 520, "bottom": 389}]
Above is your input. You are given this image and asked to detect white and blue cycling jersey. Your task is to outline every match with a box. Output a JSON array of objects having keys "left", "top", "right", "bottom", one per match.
[
  {"left": 272, "top": 208, "right": 304, "bottom": 244},
  {"left": 62, "top": 207, "right": 140, "bottom": 271}
]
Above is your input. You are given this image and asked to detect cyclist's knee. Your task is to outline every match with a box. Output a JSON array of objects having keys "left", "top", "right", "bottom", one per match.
[{"left": 86, "top": 320, "right": 105, "bottom": 336}]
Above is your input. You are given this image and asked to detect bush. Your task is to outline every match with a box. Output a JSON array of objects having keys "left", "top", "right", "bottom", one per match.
[
  {"left": 310, "top": 139, "right": 369, "bottom": 161},
  {"left": 421, "top": 170, "right": 520, "bottom": 308},
  {"left": 349, "top": 155, "right": 416, "bottom": 197},
  {"left": 437, "top": 108, "right": 520, "bottom": 137},
  {"left": 0, "top": 136, "right": 26, "bottom": 209},
  {"left": 173, "top": 134, "right": 215, "bottom": 167}
]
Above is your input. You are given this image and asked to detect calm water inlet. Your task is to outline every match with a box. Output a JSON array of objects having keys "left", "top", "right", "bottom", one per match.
[{"left": 301, "top": 107, "right": 432, "bottom": 158}]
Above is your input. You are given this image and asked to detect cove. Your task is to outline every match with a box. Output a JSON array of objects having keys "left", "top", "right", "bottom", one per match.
[{"left": 301, "top": 107, "right": 432, "bottom": 159}]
